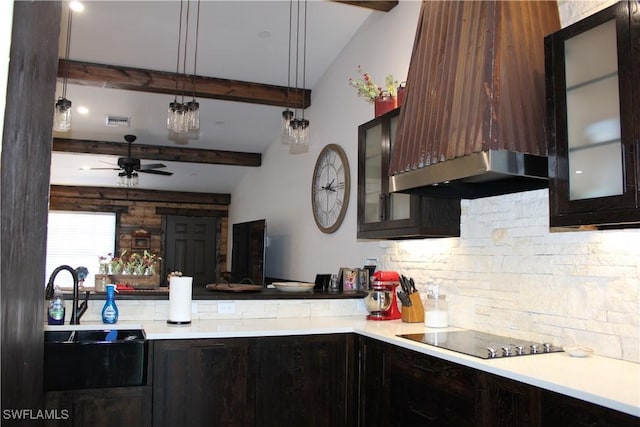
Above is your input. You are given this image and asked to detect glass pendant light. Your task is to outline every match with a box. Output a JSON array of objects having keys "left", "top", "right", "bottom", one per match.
[
  {"left": 53, "top": 98, "right": 72, "bottom": 132},
  {"left": 53, "top": 6, "right": 74, "bottom": 132},
  {"left": 168, "top": 0, "right": 201, "bottom": 135},
  {"left": 287, "top": 0, "right": 310, "bottom": 154},
  {"left": 281, "top": 110, "right": 293, "bottom": 144}
]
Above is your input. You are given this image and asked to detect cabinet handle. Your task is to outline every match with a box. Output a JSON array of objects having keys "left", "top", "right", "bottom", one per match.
[{"left": 379, "top": 194, "right": 386, "bottom": 221}]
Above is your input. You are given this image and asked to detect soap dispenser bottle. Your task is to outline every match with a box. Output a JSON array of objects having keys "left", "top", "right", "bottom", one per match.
[
  {"left": 47, "top": 286, "right": 65, "bottom": 325},
  {"left": 101, "top": 284, "right": 119, "bottom": 324}
]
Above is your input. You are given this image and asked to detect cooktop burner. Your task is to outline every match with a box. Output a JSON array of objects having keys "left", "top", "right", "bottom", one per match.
[{"left": 398, "top": 330, "right": 563, "bottom": 359}]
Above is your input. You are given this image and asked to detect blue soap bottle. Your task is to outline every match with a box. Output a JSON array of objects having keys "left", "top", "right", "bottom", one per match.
[
  {"left": 47, "top": 286, "right": 65, "bottom": 325},
  {"left": 101, "top": 284, "right": 119, "bottom": 324}
]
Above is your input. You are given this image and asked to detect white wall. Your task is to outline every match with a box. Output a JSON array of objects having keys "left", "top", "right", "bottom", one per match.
[
  {"left": 232, "top": 0, "right": 639, "bottom": 362},
  {"left": 230, "top": 1, "right": 422, "bottom": 281}
]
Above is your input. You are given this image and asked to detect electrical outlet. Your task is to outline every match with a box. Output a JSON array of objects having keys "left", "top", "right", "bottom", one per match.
[{"left": 218, "top": 302, "right": 236, "bottom": 314}]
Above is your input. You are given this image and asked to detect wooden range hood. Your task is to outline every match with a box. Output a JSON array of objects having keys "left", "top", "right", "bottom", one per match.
[{"left": 389, "top": 1, "right": 560, "bottom": 199}]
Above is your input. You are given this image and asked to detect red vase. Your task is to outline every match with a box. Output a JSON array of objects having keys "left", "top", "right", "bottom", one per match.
[
  {"left": 374, "top": 94, "right": 397, "bottom": 117},
  {"left": 397, "top": 84, "right": 406, "bottom": 107}
]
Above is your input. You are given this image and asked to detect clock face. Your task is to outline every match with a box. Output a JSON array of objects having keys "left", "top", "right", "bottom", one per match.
[{"left": 312, "top": 144, "right": 350, "bottom": 233}]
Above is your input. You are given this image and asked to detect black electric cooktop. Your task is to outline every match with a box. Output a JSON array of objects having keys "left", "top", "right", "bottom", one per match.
[{"left": 398, "top": 330, "right": 563, "bottom": 359}]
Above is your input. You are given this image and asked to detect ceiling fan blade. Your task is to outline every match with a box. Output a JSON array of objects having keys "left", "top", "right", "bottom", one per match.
[
  {"left": 137, "top": 163, "right": 167, "bottom": 170},
  {"left": 83, "top": 167, "right": 121, "bottom": 170},
  {"left": 99, "top": 160, "right": 119, "bottom": 167},
  {"left": 139, "top": 169, "right": 173, "bottom": 176}
]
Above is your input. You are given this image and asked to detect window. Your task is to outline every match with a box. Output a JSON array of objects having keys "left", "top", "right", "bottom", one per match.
[{"left": 45, "top": 211, "right": 116, "bottom": 288}]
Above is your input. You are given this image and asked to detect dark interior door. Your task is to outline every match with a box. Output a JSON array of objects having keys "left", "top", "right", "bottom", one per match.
[{"left": 164, "top": 216, "right": 218, "bottom": 288}]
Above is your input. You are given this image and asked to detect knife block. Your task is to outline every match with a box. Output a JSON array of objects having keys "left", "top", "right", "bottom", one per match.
[{"left": 401, "top": 293, "right": 425, "bottom": 323}]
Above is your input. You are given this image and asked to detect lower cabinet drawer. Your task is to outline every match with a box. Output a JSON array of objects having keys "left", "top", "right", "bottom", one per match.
[{"left": 44, "top": 386, "right": 151, "bottom": 427}]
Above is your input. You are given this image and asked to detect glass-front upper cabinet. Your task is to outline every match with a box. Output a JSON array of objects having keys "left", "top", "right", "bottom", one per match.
[
  {"left": 357, "top": 108, "right": 460, "bottom": 239},
  {"left": 546, "top": 0, "right": 640, "bottom": 228},
  {"left": 360, "top": 110, "right": 410, "bottom": 226}
]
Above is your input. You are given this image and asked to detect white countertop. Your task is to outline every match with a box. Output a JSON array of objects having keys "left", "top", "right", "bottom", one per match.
[{"left": 45, "top": 317, "right": 640, "bottom": 417}]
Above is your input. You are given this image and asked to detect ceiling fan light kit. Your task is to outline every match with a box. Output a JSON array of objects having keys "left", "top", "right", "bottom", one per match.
[
  {"left": 118, "top": 171, "right": 138, "bottom": 188},
  {"left": 53, "top": 4, "right": 74, "bottom": 132},
  {"left": 167, "top": 0, "right": 201, "bottom": 135}
]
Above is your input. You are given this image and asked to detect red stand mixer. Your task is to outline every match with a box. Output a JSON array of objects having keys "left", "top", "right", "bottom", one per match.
[{"left": 364, "top": 271, "right": 402, "bottom": 321}]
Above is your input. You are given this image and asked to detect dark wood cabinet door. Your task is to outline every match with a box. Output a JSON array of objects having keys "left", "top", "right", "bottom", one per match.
[
  {"left": 358, "top": 337, "right": 385, "bottom": 427},
  {"left": 152, "top": 338, "right": 254, "bottom": 427},
  {"left": 477, "top": 373, "right": 541, "bottom": 427},
  {"left": 546, "top": 1, "right": 640, "bottom": 228},
  {"left": 359, "top": 337, "right": 476, "bottom": 427},
  {"left": 384, "top": 343, "right": 477, "bottom": 426},
  {"left": 541, "top": 390, "right": 639, "bottom": 427},
  {"left": 45, "top": 386, "right": 152, "bottom": 427},
  {"left": 255, "top": 334, "right": 357, "bottom": 427}
]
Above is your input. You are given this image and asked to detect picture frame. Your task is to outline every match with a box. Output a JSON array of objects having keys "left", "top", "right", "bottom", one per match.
[
  {"left": 314, "top": 274, "right": 332, "bottom": 291},
  {"left": 131, "top": 237, "right": 150, "bottom": 249},
  {"left": 341, "top": 268, "right": 357, "bottom": 293},
  {"left": 357, "top": 268, "right": 369, "bottom": 291}
]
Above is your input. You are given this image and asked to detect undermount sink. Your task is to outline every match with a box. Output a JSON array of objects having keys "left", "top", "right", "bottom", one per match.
[{"left": 44, "top": 328, "right": 147, "bottom": 391}]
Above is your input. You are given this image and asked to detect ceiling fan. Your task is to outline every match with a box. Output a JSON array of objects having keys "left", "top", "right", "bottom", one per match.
[{"left": 86, "top": 135, "right": 173, "bottom": 181}]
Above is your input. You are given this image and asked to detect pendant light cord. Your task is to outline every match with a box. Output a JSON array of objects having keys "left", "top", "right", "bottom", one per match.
[
  {"left": 286, "top": 0, "right": 292, "bottom": 112},
  {"left": 62, "top": 6, "right": 73, "bottom": 99},
  {"left": 301, "top": 0, "right": 307, "bottom": 121},
  {"left": 174, "top": 0, "right": 184, "bottom": 103},
  {"left": 191, "top": 0, "right": 200, "bottom": 100},
  {"left": 181, "top": 0, "right": 190, "bottom": 103},
  {"left": 293, "top": 0, "right": 301, "bottom": 120}
]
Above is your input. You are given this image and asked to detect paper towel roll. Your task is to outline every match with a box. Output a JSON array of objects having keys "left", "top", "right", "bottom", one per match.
[{"left": 168, "top": 276, "right": 193, "bottom": 324}]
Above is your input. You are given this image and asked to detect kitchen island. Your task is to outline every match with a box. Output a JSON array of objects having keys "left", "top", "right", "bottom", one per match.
[{"left": 45, "top": 316, "right": 639, "bottom": 420}]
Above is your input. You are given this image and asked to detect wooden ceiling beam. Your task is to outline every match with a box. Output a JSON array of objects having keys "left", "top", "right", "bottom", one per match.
[
  {"left": 50, "top": 185, "right": 231, "bottom": 205},
  {"left": 333, "top": 1, "right": 398, "bottom": 12},
  {"left": 52, "top": 138, "right": 262, "bottom": 168},
  {"left": 58, "top": 59, "right": 311, "bottom": 109}
]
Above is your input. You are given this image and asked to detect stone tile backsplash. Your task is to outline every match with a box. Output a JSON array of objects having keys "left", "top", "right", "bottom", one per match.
[
  {"left": 377, "top": 189, "right": 640, "bottom": 363},
  {"left": 55, "top": 297, "right": 368, "bottom": 324}
]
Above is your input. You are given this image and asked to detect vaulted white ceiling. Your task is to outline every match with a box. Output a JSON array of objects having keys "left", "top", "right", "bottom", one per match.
[{"left": 50, "top": 0, "right": 374, "bottom": 193}]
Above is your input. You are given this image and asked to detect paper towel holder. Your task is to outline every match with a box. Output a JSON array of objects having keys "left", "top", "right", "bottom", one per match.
[{"left": 167, "top": 276, "right": 193, "bottom": 325}]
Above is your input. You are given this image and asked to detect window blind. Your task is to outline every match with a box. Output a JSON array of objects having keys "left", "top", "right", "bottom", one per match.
[{"left": 45, "top": 211, "right": 116, "bottom": 289}]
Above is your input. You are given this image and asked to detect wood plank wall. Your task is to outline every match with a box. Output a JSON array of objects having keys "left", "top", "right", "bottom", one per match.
[
  {"left": 49, "top": 186, "right": 230, "bottom": 281},
  {"left": 1, "top": 1, "right": 61, "bottom": 417}
]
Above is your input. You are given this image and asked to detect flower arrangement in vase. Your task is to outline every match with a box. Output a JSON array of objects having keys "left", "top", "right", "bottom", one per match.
[
  {"left": 348, "top": 66, "right": 400, "bottom": 117},
  {"left": 98, "top": 255, "right": 110, "bottom": 274},
  {"left": 101, "top": 249, "right": 160, "bottom": 276},
  {"left": 142, "top": 250, "right": 161, "bottom": 275},
  {"left": 109, "top": 251, "right": 125, "bottom": 274}
]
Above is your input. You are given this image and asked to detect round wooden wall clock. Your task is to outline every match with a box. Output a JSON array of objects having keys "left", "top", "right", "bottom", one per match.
[{"left": 311, "top": 144, "right": 351, "bottom": 233}]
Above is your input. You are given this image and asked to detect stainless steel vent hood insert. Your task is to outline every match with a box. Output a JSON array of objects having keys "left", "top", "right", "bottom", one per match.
[
  {"left": 389, "top": 1, "right": 560, "bottom": 199},
  {"left": 390, "top": 150, "right": 548, "bottom": 199}
]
